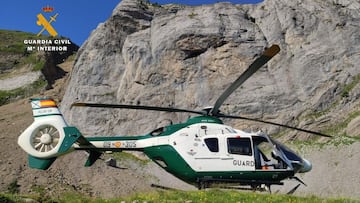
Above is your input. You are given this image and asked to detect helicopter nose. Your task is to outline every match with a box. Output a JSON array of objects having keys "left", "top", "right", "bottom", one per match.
[{"left": 299, "top": 158, "right": 312, "bottom": 173}]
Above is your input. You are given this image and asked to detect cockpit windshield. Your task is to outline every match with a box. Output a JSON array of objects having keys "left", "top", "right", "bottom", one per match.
[
  {"left": 252, "top": 135, "right": 287, "bottom": 170},
  {"left": 252, "top": 134, "right": 305, "bottom": 171},
  {"left": 270, "top": 138, "right": 302, "bottom": 162}
]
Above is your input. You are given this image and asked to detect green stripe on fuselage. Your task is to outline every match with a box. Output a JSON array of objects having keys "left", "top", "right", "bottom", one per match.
[
  {"left": 144, "top": 145, "right": 197, "bottom": 183},
  {"left": 85, "top": 135, "right": 151, "bottom": 142},
  {"left": 144, "top": 145, "right": 294, "bottom": 186}
]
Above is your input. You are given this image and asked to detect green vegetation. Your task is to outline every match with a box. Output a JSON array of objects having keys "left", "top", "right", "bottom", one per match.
[
  {"left": 341, "top": 73, "right": 360, "bottom": 98},
  {"left": 28, "top": 185, "right": 53, "bottom": 202},
  {"left": 0, "top": 30, "right": 52, "bottom": 54},
  {"left": 1, "top": 189, "right": 358, "bottom": 203},
  {"left": 7, "top": 179, "right": 20, "bottom": 194},
  {"left": 0, "top": 30, "right": 49, "bottom": 74},
  {"left": 0, "top": 78, "right": 47, "bottom": 106},
  {"left": 292, "top": 75, "right": 360, "bottom": 147},
  {"left": 150, "top": 2, "right": 162, "bottom": 7},
  {"left": 20, "top": 53, "right": 46, "bottom": 71},
  {"left": 287, "top": 109, "right": 360, "bottom": 149},
  {"left": 321, "top": 110, "right": 360, "bottom": 138},
  {"left": 0, "top": 30, "right": 30, "bottom": 54},
  {"left": 304, "top": 100, "right": 339, "bottom": 120},
  {"left": 301, "top": 73, "right": 360, "bottom": 121},
  {"left": 188, "top": 12, "right": 198, "bottom": 19},
  {"left": 271, "top": 109, "right": 360, "bottom": 151},
  {"left": 0, "top": 30, "right": 54, "bottom": 106}
]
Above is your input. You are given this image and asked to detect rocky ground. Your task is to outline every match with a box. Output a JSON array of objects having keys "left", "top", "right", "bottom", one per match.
[
  {"left": 273, "top": 142, "right": 360, "bottom": 199},
  {"left": 0, "top": 71, "right": 42, "bottom": 91}
]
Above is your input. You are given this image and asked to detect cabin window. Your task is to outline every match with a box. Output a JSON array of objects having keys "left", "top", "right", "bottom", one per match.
[
  {"left": 204, "top": 138, "right": 219, "bottom": 152},
  {"left": 227, "top": 138, "right": 252, "bottom": 156}
]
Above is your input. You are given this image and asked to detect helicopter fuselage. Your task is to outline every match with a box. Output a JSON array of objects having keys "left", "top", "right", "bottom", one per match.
[{"left": 74, "top": 116, "right": 307, "bottom": 188}]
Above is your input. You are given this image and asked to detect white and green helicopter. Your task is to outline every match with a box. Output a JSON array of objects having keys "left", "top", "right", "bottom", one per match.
[{"left": 18, "top": 45, "right": 331, "bottom": 192}]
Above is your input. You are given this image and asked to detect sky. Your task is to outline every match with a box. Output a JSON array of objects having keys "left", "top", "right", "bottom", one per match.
[{"left": 0, "top": 0, "right": 262, "bottom": 46}]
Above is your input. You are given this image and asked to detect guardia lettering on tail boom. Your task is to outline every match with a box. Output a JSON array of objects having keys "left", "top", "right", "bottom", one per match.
[{"left": 18, "top": 45, "right": 331, "bottom": 192}]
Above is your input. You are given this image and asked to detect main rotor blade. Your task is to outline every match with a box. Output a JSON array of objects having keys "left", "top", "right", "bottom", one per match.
[
  {"left": 218, "top": 114, "right": 332, "bottom": 138},
  {"left": 72, "top": 102, "right": 205, "bottom": 115},
  {"left": 210, "top": 44, "right": 280, "bottom": 115}
]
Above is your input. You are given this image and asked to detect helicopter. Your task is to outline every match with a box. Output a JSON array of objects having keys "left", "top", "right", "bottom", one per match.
[{"left": 18, "top": 44, "right": 331, "bottom": 192}]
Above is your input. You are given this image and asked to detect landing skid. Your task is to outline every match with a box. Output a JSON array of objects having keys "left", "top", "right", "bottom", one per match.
[
  {"left": 287, "top": 184, "right": 301, "bottom": 195},
  {"left": 150, "top": 183, "right": 178, "bottom": 191},
  {"left": 218, "top": 185, "right": 271, "bottom": 193}
]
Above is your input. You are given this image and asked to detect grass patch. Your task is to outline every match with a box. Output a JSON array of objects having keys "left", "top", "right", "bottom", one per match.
[
  {"left": 0, "top": 52, "right": 46, "bottom": 80},
  {"left": 302, "top": 73, "right": 360, "bottom": 120},
  {"left": 304, "top": 100, "right": 340, "bottom": 119},
  {"left": 121, "top": 190, "right": 359, "bottom": 203},
  {"left": 341, "top": 73, "right": 360, "bottom": 98},
  {"left": 270, "top": 114, "right": 359, "bottom": 152},
  {"left": 7, "top": 179, "right": 20, "bottom": 194},
  {"left": 0, "top": 30, "right": 53, "bottom": 53},
  {"left": 188, "top": 12, "right": 198, "bottom": 19},
  {"left": 20, "top": 53, "right": 46, "bottom": 71},
  {"left": 1, "top": 189, "right": 358, "bottom": 203},
  {"left": 321, "top": 110, "right": 360, "bottom": 137},
  {"left": 0, "top": 78, "right": 47, "bottom": 106},
  {"left": 0, "top": 30, "right": 28, "bottom": 54},
  {"left": 0, "top": 30, "right": 49, "bottom": 74},
  {"left": 108, "top": 151, "right": 150, "bottom": 166}
]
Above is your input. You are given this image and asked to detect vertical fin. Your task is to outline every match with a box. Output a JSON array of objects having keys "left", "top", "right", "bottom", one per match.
[{"left": 28, "top": 155, "right": 56, "bottom": 170}]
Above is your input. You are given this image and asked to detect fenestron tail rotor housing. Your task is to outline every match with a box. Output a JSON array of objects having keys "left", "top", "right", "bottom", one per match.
[
  {"left": 18, "top": 98, "right": 69, "bottom": 159},
  {"left": 31, "top": 125, "right": 60, "bottom": 153}
]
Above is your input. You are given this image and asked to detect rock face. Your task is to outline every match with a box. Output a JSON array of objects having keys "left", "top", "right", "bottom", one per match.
[
  {"left": 62, "top": 0, "right": 360, "bottom": 138},
  {"left": 58, "top": 0, "right": 360, "bottom": 198}
]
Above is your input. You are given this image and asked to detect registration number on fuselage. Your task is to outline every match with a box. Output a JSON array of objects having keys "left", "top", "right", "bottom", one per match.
[{"left": 124, "top": 141, "right": 136, "bottom": 148}]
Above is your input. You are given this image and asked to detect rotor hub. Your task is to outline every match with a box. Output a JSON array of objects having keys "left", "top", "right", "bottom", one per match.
[{"left": 40, "top": 133, "right": 53, "bottom": 145}]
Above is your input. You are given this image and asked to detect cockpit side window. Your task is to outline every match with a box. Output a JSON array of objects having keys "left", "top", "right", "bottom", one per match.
[
  {"left": 227, "top": 138, "right": 252, "bottom": 156},
  {"left": 204, "top": 138, "right": 219, "bottom": 152}
]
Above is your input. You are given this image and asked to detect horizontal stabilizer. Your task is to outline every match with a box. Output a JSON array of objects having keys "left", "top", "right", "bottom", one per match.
[
  {"left": 62, "top": 127, "right": 102, "bottom": 167},
  {"left": 59, "top": 127, "right": 83, "bottom": 153}
]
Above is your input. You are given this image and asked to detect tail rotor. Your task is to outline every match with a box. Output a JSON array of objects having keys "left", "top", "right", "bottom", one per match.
[{"left": 31, "top": 125, "right": 60, "bottom": 153}]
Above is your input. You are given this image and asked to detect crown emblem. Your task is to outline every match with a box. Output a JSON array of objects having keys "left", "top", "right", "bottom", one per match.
[{"left": 42, "top": 6, "right": 54, "bottom": 12}]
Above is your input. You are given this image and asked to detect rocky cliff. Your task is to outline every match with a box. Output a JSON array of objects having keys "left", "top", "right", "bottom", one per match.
[{"left": 61, "top": 0, "right": 360, "bottom": 138}]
